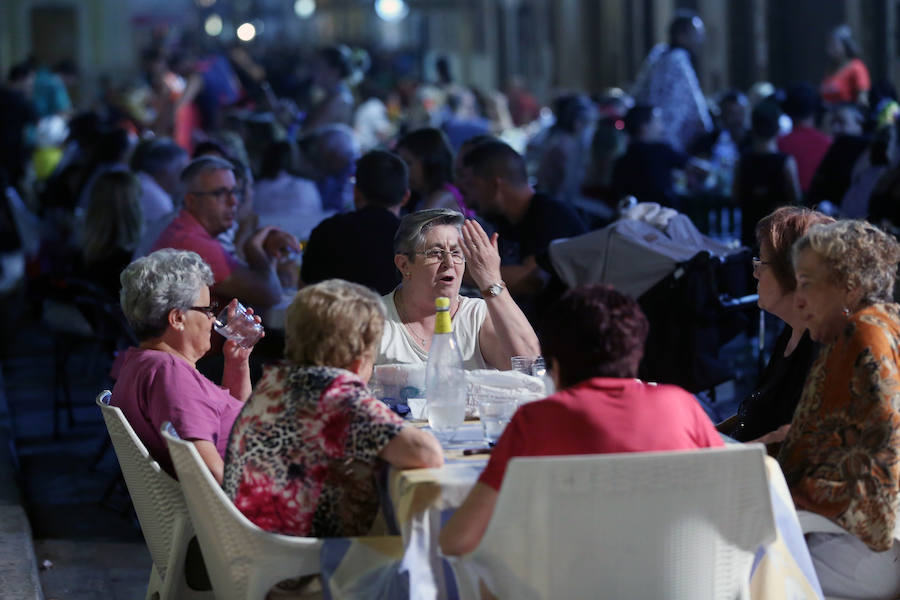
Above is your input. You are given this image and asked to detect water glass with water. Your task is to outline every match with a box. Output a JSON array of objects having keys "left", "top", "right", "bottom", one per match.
[
  {"left": 479, "top": 397, "right": 517, "bottom": 444},
  {"left": 214, "top": 302, "right": 264, "bottom": 348}
]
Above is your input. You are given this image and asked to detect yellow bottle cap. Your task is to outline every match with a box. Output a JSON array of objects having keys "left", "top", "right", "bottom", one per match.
[{"left": 435, "top": 296, "right": 450, "bottom": 311}]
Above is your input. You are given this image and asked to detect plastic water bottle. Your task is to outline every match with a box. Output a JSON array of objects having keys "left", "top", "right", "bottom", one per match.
[{"left": 425, "top": 296, "right": 466, "bottom": 442}]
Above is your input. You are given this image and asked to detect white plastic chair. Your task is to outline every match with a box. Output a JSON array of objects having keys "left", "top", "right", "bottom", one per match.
[
  {"left": 798, "top": 509, "right": 900, "bottom": 600},
  {"left": 96, "top": 391, "right": 211, "bottom": 600},
  {"left": 161, "top": 422, "right": 323, "bottom": 600},
  {"left": 454, "top": 445, "right": 776, "bottom": 600}
]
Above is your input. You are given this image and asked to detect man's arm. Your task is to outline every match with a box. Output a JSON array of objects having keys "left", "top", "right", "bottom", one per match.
[
  {"left": 213, "top": 227, "right": 287, "bottom": 311},
  {"left": 501, "top": 256, "right": 547, "bottom": 296}
]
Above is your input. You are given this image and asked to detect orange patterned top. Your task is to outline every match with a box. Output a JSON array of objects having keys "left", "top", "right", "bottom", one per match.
[{"left": 778, "top": 303, "right": 900, "bottom": 551}]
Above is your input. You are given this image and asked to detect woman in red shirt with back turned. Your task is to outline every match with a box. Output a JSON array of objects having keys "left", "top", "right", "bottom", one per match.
[
  {"left": 821, "top": 25, "right": 870, "bottom": 105},
  {"left": 440, "top": 285, "right": 724, "bottom": 556}
]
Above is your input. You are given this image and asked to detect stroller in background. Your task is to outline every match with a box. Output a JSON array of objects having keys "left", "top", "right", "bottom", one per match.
[{"left": 548, "top": 206, "right": 757, "bottom": 393}]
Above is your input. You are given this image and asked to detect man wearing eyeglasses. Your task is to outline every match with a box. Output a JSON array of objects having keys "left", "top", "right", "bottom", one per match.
[{"left": 151, "top": 155, "right": 300, "bottom": 313}]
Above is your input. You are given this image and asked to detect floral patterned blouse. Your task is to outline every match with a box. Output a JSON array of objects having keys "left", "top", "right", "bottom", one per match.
[
  {"left": 222, "top": 364, "right": 404, "bottom": 537},
  {"left": 778, "top": 303, "right": 900, "bottom": 551}
]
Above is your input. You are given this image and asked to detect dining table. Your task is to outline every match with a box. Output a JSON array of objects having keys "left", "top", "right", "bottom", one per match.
[{"left": 318, "top": 422, "right": 824, "bottom": 599}]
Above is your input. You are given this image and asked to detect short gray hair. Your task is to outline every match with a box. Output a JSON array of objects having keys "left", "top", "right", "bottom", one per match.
[
  {"left": 180, "top": 155, "right": 235, "bottom": 188},
  {"left": 393, "top": 208, "right": 465, "bottom": 256},
  {"left": 792, "top": 219, "right": 900, "bottom": 307},
  {"left": 120, "top": 249, "right": 215, "bottom": 341}
]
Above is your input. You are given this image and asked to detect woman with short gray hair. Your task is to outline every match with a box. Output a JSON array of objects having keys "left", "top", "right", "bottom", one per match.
[
  {"left": 112, "top": 248, "right": 262, "bottom": 484},
  {"left": 378, "top": 208, "right": 539, "bottom": 370},
  {"left": 779, "top": 219, "right": 900, "bottom": 598}
]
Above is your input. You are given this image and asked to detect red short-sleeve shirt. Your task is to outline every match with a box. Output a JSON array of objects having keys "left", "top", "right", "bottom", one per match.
[{"left": 478, "top": 377, "right": 725, "bottom": 491}]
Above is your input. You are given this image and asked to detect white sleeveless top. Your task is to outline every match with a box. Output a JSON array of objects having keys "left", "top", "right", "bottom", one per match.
[{"left": 377, "top": 290, "right": 489, "bottom": 370}]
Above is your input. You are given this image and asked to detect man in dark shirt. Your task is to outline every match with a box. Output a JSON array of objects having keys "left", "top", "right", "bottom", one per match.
[
  {"left": 301, "top": 150, "right": 409, "bottom": 295},
  {"left": 462, "top": 141, "right": 586, "bottom": 315}
]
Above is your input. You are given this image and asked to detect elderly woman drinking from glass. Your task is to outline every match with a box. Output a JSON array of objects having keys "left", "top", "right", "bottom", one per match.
[
  {"left": 111, "top": 248, "right": 259, "bottom": 484},
  {"left": 440, "top": 285, "right": 724, "bottom": 556},
  {"left": 378, "top": 208, "right": 540, "bottom": 370},
  {"left": 778, "top": 219, "right": 900, "bottom": 600},
  {"left": 223, "top": 279, "right": 443, "bottom": 538}
]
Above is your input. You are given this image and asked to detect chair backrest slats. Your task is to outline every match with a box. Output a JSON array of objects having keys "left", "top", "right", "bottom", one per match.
[
  {"left": 472, "top": 446, "right": 775, "bottom": 599},
  {"left": 162, "top": 423, "right": 322, "bottom": 600}
]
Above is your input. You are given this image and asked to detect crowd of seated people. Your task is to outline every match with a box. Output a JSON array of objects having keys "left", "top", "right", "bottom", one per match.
[{"left": 6, "top": 13, "right": 900, "bottom": 599}]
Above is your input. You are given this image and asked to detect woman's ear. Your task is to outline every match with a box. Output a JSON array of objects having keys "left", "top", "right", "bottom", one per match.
[
  {"left": 168, "top": 307, "right": 186, "bottom": 331},
  {"left": 844, "top": 280, "right": 864, "bottom": 311},
  {"left": 395, "top": 253, "right": 410, "bottom": 277}
]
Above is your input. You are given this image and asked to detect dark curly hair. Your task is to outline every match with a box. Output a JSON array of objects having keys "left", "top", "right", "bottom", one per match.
[{"left": 540, "top": 285, "right": 649, "bottom": 387}]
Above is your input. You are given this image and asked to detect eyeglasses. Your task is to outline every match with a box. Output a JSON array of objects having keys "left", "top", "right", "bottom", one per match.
[
  {"left": 415, "top": 248, "right": 466, "bottom": 265},
  {"left": 189, "top": 187, "right": 242, "bottom": 202},
  {"left": 752, "top": 257, "right": 772, "bottom": 271},
  {"left": 189, "top": 301, "right": 220, "bottom": 318}
]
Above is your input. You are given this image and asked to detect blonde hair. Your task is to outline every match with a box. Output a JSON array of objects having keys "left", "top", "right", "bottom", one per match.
[
  {"left": 284, "top": 279, "right": 385, "bottom": 369},
  {"left": 793, "top": 219, "right": 900, "bottom": 306},
  {"left": 82, "top": 170, "right": 142, "bottom": 265}
]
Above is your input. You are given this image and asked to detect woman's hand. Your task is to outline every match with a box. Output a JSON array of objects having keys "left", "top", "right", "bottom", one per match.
[
  {"left": 222, "top": 299, "right": 264, "bottom": 364},
  {"left": 751, "top": 424, "right": 791, "bottom": 445},
  {"left": 460, "top": 219, "right": 502, "bottom": 290}
]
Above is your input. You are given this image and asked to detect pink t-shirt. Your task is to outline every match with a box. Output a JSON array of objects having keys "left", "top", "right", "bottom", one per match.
[
  {"left": 479, "top": 377, "right": 724, "bottom": 491},
  {"left": 150, "top": 209, "right": 239, "bottom": 285},
  {"left": 110, "top": 347, "right": 244, "bottom": 478}
]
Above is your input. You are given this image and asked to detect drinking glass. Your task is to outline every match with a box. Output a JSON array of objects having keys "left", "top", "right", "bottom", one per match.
[
  {"left": 511, "top": 355, "right": 546, "bottom": 377},
  {"left": 478, "top": 396, "right": 517, "bottom": 444},
  {"left": 214, "top": 302, "right": 264, "bottom": 348},
  {"left": 510, "top": 356, "right": 534, "bottom": 375}
]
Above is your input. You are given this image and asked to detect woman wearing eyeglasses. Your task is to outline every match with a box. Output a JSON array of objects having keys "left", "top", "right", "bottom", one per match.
[
  {"left": 378, "top": 208, "right": 539, "bottom": 370},
  {"left": 110, "top": 248, "right": 261, "bottom": 484},
  {"left": 720, "top": 206, "right": 833, "bottom": 445}
]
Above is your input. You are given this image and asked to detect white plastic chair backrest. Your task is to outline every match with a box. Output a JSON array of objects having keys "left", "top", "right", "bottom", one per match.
[
  {"left": 161, "top": 423, "right": 323, "bottom": 600},
  {"left": 470, "top": 445, "right": 776, "bottom": 600},
  {"left": 96, "top": 391, "right": 193, "bottom": 593}
]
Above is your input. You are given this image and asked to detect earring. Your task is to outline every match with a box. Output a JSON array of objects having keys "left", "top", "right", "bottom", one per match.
[
  {"left": 842, "top": 307, "right": 851, "bottom": 316},
  {"left": 405, "top": 272, "right": 411, "bottom": 278}
]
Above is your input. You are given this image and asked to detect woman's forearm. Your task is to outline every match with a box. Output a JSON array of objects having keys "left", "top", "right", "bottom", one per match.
[
  {"left": 222, "top": 359, "right": 252, "bottom": 402},
  {"left": 483, "top": 292, "right": 541, "bottom": 366}
]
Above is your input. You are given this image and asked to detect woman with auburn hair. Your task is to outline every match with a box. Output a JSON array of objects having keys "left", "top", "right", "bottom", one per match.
[{"left": 722, "top": 206, "right": 833, "bottom": 444}]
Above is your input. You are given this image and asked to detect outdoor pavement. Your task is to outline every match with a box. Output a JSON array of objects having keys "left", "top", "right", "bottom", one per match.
[{"left": 1, "top": 311, "right": 149, "bottom": 600}]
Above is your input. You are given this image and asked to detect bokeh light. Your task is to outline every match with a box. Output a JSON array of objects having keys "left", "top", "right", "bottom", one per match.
[
  {"left": 294, "top": 0, "right": 316, "bottom": 19},
  {"left": 204, "top": 14, "right": 223, "bottom": 37},
  {"left": 375, "top": 0, "right": 409, "bottom": 22},
  {"left": 236, "top": 22, "right": 257, "bottom": 42}
]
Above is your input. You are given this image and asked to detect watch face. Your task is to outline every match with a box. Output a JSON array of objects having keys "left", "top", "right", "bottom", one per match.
[{"left": 488, "top": 283, "right": 502, "bottom": 296}]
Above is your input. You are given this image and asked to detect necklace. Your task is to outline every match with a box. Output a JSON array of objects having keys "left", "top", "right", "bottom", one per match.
[
  {"left": 395, "top": 288, "right": 462, "bottom": 350},
  {"left": 395, "top": 288, "right": 429, "bottom": 349}
]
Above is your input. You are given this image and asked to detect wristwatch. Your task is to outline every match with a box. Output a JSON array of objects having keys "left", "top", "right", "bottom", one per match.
[{"left": 482, "top": 281, "right": 505, "bottom": 298}]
